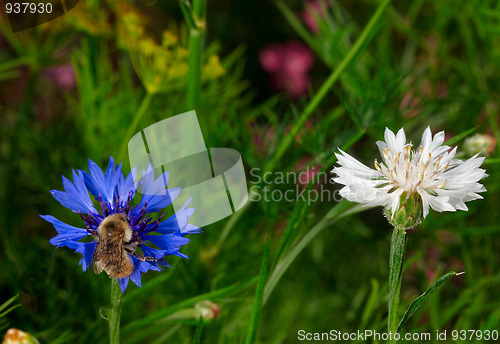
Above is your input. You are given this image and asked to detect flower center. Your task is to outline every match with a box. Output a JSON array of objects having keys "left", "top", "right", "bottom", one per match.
[
  {"left": 77, "top": 191, "right": 163, "bottom": 236},
  {"left": 374, "top": 144, "right": 450, "bottom": 194}
]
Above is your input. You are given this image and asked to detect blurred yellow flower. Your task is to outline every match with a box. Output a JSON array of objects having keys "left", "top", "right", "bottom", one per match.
[
  {"left": 202, "top": 54, "right": 225, "bottom": 80},
  {"left": 65, "top": 1, "right": 113, "bottom": 37},
  {"left": 131, "top": 30, "right": 224, "bottom": 94}
]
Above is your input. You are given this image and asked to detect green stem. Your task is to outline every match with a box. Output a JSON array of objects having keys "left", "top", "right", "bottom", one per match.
[
  {"left": 388, "top": 227, "right": 407, "bottom": 344},
  {"left": 186, "top": 0, "right": 207, "bottom": 110},
  {"left": 117, "top": 92, "right": 154, "bottom": 164},
  {"left": 109, "top": 279, "right": 123, "bottom": 344}
]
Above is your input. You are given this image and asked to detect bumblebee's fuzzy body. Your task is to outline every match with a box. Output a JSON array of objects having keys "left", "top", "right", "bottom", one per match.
[{"left": 93, "top": 214, "right": 134, "bottom": 278}]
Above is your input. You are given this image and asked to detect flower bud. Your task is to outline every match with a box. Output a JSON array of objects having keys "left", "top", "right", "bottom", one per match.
[
  {"left": 464, "top": 134, "right": 496, "bottom": 157},
  {"left": 384, "top": 192, "right": 422, "bottom": 229},
  {"left": 194, "top": 300, "right": 221, "bottom": 322},
  {"left": 2, "top": 328, "right": 39, "bottom": 344}
]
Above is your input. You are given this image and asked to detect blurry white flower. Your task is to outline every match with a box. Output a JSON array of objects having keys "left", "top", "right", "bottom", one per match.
[
  {"left": 194, "top": 300, "right": 221, "bottom": 321},
  {"left": 332, "top": 127, "right": 487, "bottom": 224},
  {"left": 464, "top": 133, "right": 496, "bottom": 157}
]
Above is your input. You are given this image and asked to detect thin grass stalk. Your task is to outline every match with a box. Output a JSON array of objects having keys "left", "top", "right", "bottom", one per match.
[
  {"left": 186, "top": 0, "right": 207, "bottom": 110},
  {"left": 117, "top": 92, "right": 154, "bottom": 164}
]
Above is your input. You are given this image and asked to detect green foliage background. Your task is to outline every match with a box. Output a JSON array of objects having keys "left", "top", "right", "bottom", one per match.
[{"left": 0, "top": 0, "right": 499, "bottom": 343}]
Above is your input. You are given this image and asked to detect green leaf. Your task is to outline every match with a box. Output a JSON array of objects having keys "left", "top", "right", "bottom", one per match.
[
  {"left": 244, "top": 240, "right": 270, "bottom": 344},
  {"left": 360, "top": 279, "right": 380, "bottom": 329},
  {"left": 397, "top": 271, "right": 463, "bottom": 333},
  {"left": 0, "top": 294, "right": 20, "bottom": 319},
  {"left": 483, "top": 158, "right": 500, "bottom": 165},
  {"left": 191, "top": 318, "right": 205, "bottom": 344},
  {"left": 444, "top": 127, "right": 477, "bottom": 146}
]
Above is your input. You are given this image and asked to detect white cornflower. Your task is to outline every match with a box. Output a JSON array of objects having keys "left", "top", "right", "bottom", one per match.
[{"left": 332, "top": 127, "right": 487, "bottom": 224}]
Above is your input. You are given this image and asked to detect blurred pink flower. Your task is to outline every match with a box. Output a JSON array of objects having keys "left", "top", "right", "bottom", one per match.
[
  {"left": 303, "top": 0, "right": 329, "bottom": 34},
  {"left": 259, "top": 41, "right": 314, "bottom": 98},
  {"left": 41, "top": 64, "right": 76, "bottom": 90}
]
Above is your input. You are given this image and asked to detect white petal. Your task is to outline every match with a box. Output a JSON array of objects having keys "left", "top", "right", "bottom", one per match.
[
  {"left": 428, "top": 130, "right": 445, "bottom": 154},
  {"left": 388, "top": 188, "right": 404, "bottom": 216},
  {"left": 376, "top": 141, "right": 387, "bottom": 158},
  {"left": 384, "top": 128, "right": 399, "bottom": 153},
  {"left": 395, "top": 128, "right": 407, "bottom": 151},
  {"left": 419, "top": 126, "right": 432, "bottom": 154},
  {"left": 418, "top": 189, "right": 431, "bottom": 218}
]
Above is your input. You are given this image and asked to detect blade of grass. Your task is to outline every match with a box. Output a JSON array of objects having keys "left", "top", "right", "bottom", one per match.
[
  {"left": 244, "top": 240, "right": 270, "bottom": 344},
  {"left": 117, "top": 92, "right": 154, "bottom": 164},
  {"left": 0, "top": 294, "right": 20, "bottom": 319},
  {"left": 483, "top": 159, "right": 500, "bottom": 165},
  {"left": 444, "top": 126, "right": 478, "bottom": 146},
  {"left": 360, "top": 279, "right": 380, "bottom": 329},
  {"left": 396, "top": 271, "right": 464, "bottom": 333},
  {"left": 191, "top": 318, "right": 205, "bottom": 344},
  {"left": 263, "top": 201, "right": 368, "bottom": 305},
  {"left": 122, "top": 277, "right": 257, "bottom": 336},
  {"left": 275, "top": 1, "right": 320, "bottom": 59}
]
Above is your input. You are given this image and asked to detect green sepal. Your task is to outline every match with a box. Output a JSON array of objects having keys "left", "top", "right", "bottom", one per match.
[{"left": 385, "top": 192, "right": 422, "bottom": 229}]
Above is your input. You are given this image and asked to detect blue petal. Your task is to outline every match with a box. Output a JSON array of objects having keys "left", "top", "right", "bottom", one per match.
[
  {"left": 118, "top": 276, "right": 130, "bottom": 293},
  {"left": 82, "top": 157, "right": 123, "bottom": 205},
  {"left": 141, "top": 168, "right": 168, "bottom": 195},
  {"left": 49, "top": 233, "right": 88, "bottom": 247},
  {"left": 129, "top": 256, "right": 143, "bottom": 287},
  {"left": 135, "top": 188, "right": 181, "bottom": 214},
  {"left": 141, "top": 245, "right": 167, "bottom": 260},
  {"left": 145, "top": 234, "right": 190, "bottom": 251},
  {"left": 65, "top": 241, "right": 97, "bottom": 272},
  {"left": 140, "top": 260, "right": 161, "bottom": 272},
  {"left": 104, "top": 158, "right": 122, "bottom": 204},
  {"left": 116, "top": 167, "right": 137, "bottom": 204},
  {"left": 41, "top": 215, "right": 87, "bottom": 234},
  {"left": 156, "top": 201, "right": 195, "bottom": 234},
  {"left": 181, "top": 224, "right": 202, "bottom": 235},
  {"left": 41, "top": 215, "right": 89, "bottom": 246},
  {"left": 50, "top": 173, "right": 97, "bottom": 213},
  {"left": 173, "top": 251, "right": 189, "bottom": 259},
  {"left": 135, "top": 169, "right": 180, "bottom": 212},
  {"left": 81, "top": 159, "right": 105, "bottom": 200}
]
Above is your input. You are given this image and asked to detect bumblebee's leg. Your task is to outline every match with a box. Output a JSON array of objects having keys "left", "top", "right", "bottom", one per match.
[
  {"left": 124, "top": 246, "right": 157, "bottom": 262},
  {"left": 124, "top": 236, "right": 142, "bottom": 249}
]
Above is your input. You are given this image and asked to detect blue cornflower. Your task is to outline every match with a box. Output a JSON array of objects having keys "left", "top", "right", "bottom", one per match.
[{"left": 41, "top": 157, "right": 200, "bottom": 292}]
